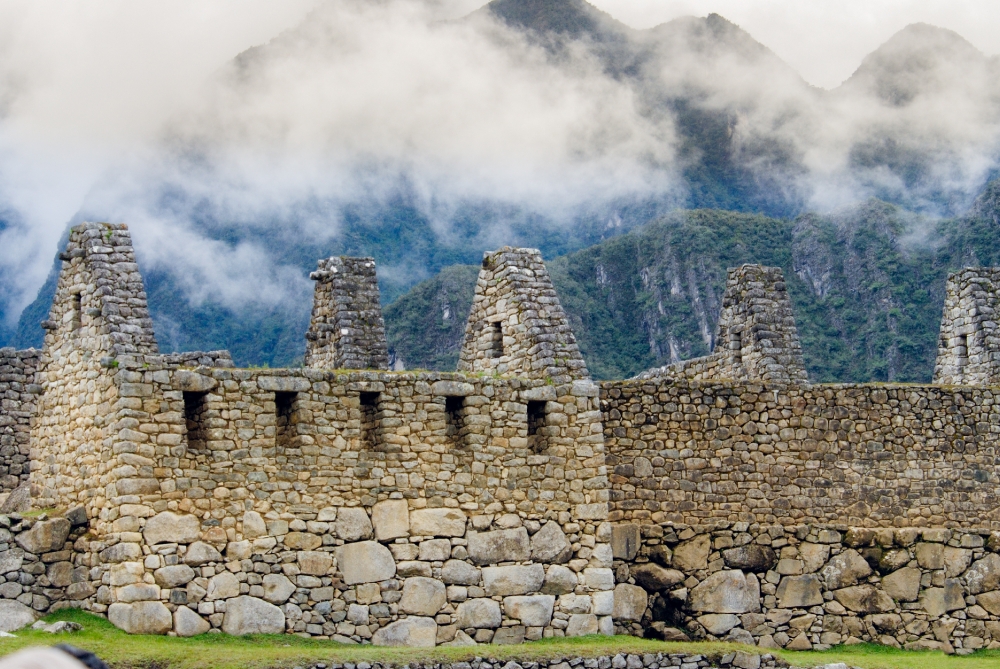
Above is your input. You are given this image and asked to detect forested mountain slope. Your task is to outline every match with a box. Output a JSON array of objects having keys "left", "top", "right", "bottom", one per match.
[{"left": 388, "top": 185, "right": 1000, "bottom": 382}]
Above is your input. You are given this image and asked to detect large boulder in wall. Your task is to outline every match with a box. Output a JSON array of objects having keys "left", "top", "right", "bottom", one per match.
[
  {"left": 468, "top": 528, "right": 530, "bottom": 565},
  {"left": 613, "top": 583, "right": 648, "bottom": 621},
  {"left": 371, "top": 616, "right": 437, "bottom": 647},
  {"left": 221, "top": 596, "right": 286, "bottom": 635},
  {"left": 409, "top": 508, "right": 466, "bottom": 537},
  {"left": 0, "top": 600, "right": 37, "bottom": 632},
  {"left": 336, "top": 541, "right": 396, "bottom": 584},
  {"left": 689, "top": 570, "right": 760, "bottom": 613},
  {"left": 15, "top": 518, "right": 71, "bottom": 555},
  {"left": 143, "top": 512, "right": 200, "bottom": 545},
  {"left": 108, "top": 601, "right": 173, "bottom": 635}
]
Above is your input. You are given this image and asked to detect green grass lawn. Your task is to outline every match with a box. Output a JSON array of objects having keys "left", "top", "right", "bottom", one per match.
[{"left": 1, "top": 610, "right": 998, "bottom": 669}]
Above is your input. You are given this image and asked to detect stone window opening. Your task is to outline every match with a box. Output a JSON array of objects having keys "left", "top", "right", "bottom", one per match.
[
  {"left": 183, "top": 391, "right": 209, "bottom": 451},
  {"left": 445, "top": 396, "right": 465, "bottom": 446},
  {"left": 527, "top": 400, "right": 547, "bottom": 452},
  {"left": 487, "top": 321, "right": 504, "bottom": 359},
  {"left": 957, "top": 333, "right": 970, "bottom": 370},
  {"left": 274, "top": 391, "right": 297, "bottom": 451},
  {"left": 359, "top": 391, "right": 380, "bottom": 450},
  {"left": 70, "top": 293, "right": 82, "bottom": 333},
  {"left": 729, "top": 330, "right": 742, "bottom": 364}
]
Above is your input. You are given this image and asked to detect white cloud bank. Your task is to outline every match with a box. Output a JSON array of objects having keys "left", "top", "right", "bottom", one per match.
[{"left": 0, "top": 0, "right": 996, "bottom": 325}]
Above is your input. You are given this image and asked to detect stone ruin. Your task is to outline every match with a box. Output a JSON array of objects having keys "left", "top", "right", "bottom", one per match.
[
  {"left": 933, "top": 268, "right": 1000, "bottom": 386},
  {"left": 636, "top": 264, "right": 808, "bottom": 383},
  {"left": 1, "top": 222, "right": 1000, "bottom": 654},
  {"left": 305, "top": 256, "right": 389, "bottom": 371}
]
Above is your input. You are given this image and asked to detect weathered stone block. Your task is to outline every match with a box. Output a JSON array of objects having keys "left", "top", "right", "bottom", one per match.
[
  {"left": 722, "top": 545, "right": 777, "bottom": 572},
  {"left": 144, "top": 512, "right": 200, "bottom": 545},
  {"left": 263, "top": 574, "right": 296, "bottom": 604},
  {"left": 833, "top": 585, "right": 895, "bottom": 614},
  {"left": 882, "top": 567, "right": 921, "bottom": 602},
  {"left": 222, "top": 596, "right": 285, "bottom": 635},
  {"left": 372, "top": 500, "right": 409, "bottom": 541},
  {"left": 672, "top": 534, "right": 711, "bottom": 571},
  {"left": 337, "top": 541, "right": 396, "bottom": 584},
  {"left": 613, "top": 583, "right": 648, "bottom": 621},
  {"left": 108, "top": 601, "right": 172, "bottom": 635},
  {"left": 566, "top": 613, "right": 598, "bottom": 636},
  {"left": 775, "top": 574, "right": 823, "bottom": 609},
  {"left": 542, "top": 564, "right": 577, "bottom": 595},
  {"left": 174, "top": 605, "right": 210, "bottom": 637},
  {"left": 632, "top": 563, "right": 685, "bottom": 592},
  {"left": 0, "top": 600, "right": 36, "bottom": 632},
  {"left": 468, "top": 528, "right": 530, "bottom": 565},
  {"left": 820, "top": 549, "right": 872, "bottom": 590},
  {"left": 456, "top": 598, "right": 502, "bottom": 628},
  {"left": 15, "top": 518, "right": 70, "bottom": 554},
  {"left": 441, "top": 559, "right": 480, "bottom": 585},
  {"left": 504, "top": 594, "right": 554, "bottom": 626},
  {"left": 298, "top": 551, "right": 333, "bottom": 576},
  {"left": 530, "top": 521, "right": 571, "bottom": 563},
  {"left": 410, "top": 508, "right": 466, "bottom": 537},
  {"left": 482, "top": 564, "right": 544, "bottom": 596},
  {"left": 335, "top": 508, "right": 373, "bottom": 542},
  {"left": 400, "top": 577, "right": 447, "bottom": 616},
  {"left": 610, "top": 524, "right": 640, "bottom": 561},
  {"left": 689, "top": 570, "right": 760, "bottom": 614},
  {"left": 153, "top": 565, "right": 195, "bottom": 589},
  {"left": 285, "top": 532, "right": 322, "bottom": 550}
]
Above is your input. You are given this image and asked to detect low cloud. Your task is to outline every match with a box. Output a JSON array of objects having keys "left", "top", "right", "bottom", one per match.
[{"left": 0, "top": 0, "right": 997, "bottom": 327}]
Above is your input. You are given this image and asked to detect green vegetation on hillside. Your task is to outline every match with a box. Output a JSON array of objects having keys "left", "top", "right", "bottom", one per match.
[
  {"left": 387, "top": 200, "right": 996, "bottom": 383},
  {"left": 1, "top": 610, "right": 997, "bottom": 669}
]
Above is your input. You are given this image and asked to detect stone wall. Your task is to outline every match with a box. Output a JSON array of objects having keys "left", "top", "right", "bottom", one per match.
[
  {"left": 0, "top": 349, "right": 41, "bottom": 491},
  {"left": 459, "top": 248, "right": 588, "bottom": 384},
  {"left": 305, "top": 256, "right": 389, "bottom": 371},
  {"left": 0, "top": 511, "right": 92, "bottom": 618},
  {"left": 637, "top": 266, "right": 807, "bottom": 384},
  {"left": 610, "top": 520, "right": 1000, "bottom": 653},
  {"left": 44, "top": 362, "right": 610, "bottom": 642},
  {"left": 934, "top": 268, "right": 1000, "bottom": 386},
  {"left": 602, "top": 378, "right": 1000, "bottom": 528}
]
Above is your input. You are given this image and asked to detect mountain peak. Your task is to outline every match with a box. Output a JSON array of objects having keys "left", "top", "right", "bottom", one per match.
[
  {"left": 840, "top": 22, "right": 986, "bottom": 104},
  {"left": 477, "top": 0, "right": 632, "bottom": 41}
]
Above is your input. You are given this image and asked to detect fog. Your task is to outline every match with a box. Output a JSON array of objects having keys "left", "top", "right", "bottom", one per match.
[{"left": 0, "top": 0, "right": 999, "bottom": 328}]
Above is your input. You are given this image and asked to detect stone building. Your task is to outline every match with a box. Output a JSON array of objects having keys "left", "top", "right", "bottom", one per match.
[
  {"left": 933, "top": 268, "right": 1000, "bottom": 386},
  {"left": 635, "top": 265, "right": 807, "bottom": 383},
  {"left": 0, "top": 223, "right": 999, "bottom": 653}
]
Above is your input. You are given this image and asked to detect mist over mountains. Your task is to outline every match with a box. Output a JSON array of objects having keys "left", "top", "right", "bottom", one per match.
[{"left": 6, "top": 0, "right": 1000, "bottom": 375}]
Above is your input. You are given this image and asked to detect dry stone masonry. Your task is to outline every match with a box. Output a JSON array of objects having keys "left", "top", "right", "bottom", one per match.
[
  {"left": 458, "top": 247, "right": 589, "bottom": 383},
  {"left": 637, "top": 266, "right": 807, "bottom": 384},
  {"left": 933, "top": 268, "right": 1000, "bottom": 386},
  {"left": 1, "top": 223, "right": 1000, "bottom": 652},
  {"left": 306, "top": 256, "right": 390, "bottom": 371},
  {"left": 0, "top": 349, "right": 41, "bottom": 492}
]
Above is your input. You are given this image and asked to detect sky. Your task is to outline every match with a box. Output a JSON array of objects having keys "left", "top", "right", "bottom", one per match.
[
  {"left": 0, "top": 0, "right": 998, "bottom": 326},
  {"left": 587, "top": 0, "right": 1000, "bottom": 88}
]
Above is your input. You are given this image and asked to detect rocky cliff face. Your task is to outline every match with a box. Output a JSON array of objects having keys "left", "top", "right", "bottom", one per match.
[{"left": 388, "top": 191, "right": 1000, "bottom": 382}]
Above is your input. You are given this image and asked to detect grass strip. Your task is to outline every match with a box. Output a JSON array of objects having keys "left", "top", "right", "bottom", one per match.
[{"left": 0, "top": 610, "right": 998, "bottom": 669}]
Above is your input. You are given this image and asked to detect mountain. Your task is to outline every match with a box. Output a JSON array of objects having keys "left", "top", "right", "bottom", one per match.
[
  {"left": 387, "top": 177, "right": 1000, "bottom": 382},
  {"left": 12, "top": 2, "right": 1000, "bottom": 369}
]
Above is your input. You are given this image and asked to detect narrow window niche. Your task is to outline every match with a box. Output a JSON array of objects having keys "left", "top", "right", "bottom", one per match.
[
  {"left": 487, "top": 321, "right": 504, "bottom": 359},
  {"left": 445, "top": 396, "right": 465, "bottom": 447},
  {"left": 359, "top": 391, "right": 380, "bottom": 450},
  {"left": 183, "top": 391, "right": 209, "bottom": 451},
  {"left": 70, "top": 292, "right": 82, "bottom": 333},
  {"left": 527, "top": 400, "right": 547, "bottom": 452},
  {"left": 957, "top": 333, "right": 970, "bottom": 370},
  {"left": 274, "top": 392, "right": 297, "bottom": 451},
  {"left": 729, "top": 329, "right": 743, "bottom": 364}
]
